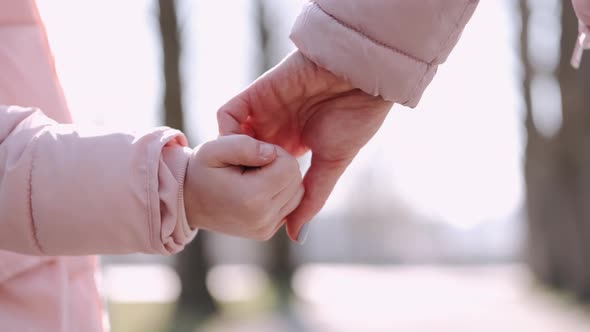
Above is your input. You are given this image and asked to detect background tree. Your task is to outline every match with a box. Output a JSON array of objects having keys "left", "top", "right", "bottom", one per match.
[
  {"left": 157, "top": 0, "right": 216, "bottom": 330},
  {"left": 254, "top": 0, "right": 296, "bottom": 306},
  {"left": 520, "top": 0, "right": 590, "bottom": 299}
]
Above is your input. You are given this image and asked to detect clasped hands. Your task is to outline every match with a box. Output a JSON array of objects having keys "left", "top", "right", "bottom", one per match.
[{"left": 184, "top": 51, "right": 392, "bottom": 244}]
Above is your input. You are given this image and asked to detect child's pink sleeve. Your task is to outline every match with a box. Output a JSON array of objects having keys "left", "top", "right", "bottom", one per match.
[{"left": 0, "top": 105, "right": 196, "bottom": 256}]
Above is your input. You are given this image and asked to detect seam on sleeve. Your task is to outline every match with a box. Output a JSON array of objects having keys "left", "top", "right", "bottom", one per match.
[
  {"left": 435, "top": 0, "right": 478, "bottom": 62},
  {"left": 406, "top": 0, "right": 476, "bottom": 105},
  {"left": 176, "top": 150, "right": 191, "bottom": 235},
  {"left": 311, "top": 1, "right": 428, "bottom": 65},
  {"left": 403, "top": 64, "right": 434, "bottom": 106},
  {"left": 0, "top": 21, "right": 37, "bottom": 27},
  {"left": 28, "top": 136, "right": 45, "bottom": 254},
  {"left": 146, "top": 143, "right": 155, "bottom": 252}
]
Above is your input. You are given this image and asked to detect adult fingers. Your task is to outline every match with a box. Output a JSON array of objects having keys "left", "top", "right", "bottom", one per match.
[
  {"left": 217, "top": 95, "right": 253, "bottom": 136},
  {"left": 285, "top": 156, "right": 351, "bottom": 244}
]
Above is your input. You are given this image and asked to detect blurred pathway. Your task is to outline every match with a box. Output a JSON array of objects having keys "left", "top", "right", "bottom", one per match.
[{"left": 202, "top": 265, "right": 590, "bottom": 332}]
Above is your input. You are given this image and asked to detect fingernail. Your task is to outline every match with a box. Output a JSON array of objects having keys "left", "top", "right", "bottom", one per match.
[
  {"left": 259, "top": 143, "right": 276, "bottom": 160},
  {"left": 297, "top": 223, "right": 311, "bottom": 245}
]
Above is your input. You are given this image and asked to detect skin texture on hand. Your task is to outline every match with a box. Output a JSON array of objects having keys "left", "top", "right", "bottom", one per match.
[
  {"left": 218, "top": 51, "right": 393, "bottom": 243},
  {"left": 183, "top": 135, "right": 304, "bottom": 241}
]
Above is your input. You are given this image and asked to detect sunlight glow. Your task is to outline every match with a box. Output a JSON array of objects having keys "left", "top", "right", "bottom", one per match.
[
  {"left": 103, "top": 264, "right": 180, "bottom": 303},
  {"left": 206, "top": 264, "right": 270, "bottom": 302},
  {"left": 531, "top": 75, "right": 562, "bottom": 138},
  {"left": 292, "top": 264, "right": 525, "bottom": 330}
]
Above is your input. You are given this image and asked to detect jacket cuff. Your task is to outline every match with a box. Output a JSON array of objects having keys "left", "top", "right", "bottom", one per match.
[
  {"left": 290, "top": 2, "right": 436, "bottom": 107},
  {"left": 159, "top": 145, "right": 197, "bottom": 254}
]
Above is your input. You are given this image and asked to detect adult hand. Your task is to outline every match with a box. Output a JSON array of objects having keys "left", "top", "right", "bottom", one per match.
[{"left": 218, "top": 51, "right": 392, "bottom": 243}]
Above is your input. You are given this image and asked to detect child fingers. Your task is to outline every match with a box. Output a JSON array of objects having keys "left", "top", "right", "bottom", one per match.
[
  {"left": 199, "top": 135, "right": 277, "bottom": 168},
  {"left": 272, "top": 173, "right": 301, "bottom": 206},
  {"left": 252, "top": 183, "right": 302, "bottom": 241},
  {"left": 247, "top": 180, "right": 302, "bottom": 241},
  {"left": 251, "top": 149, "right": 302, "bottom": 193},
  {"left": 278, "top": 185, "right": 305, "bottom": 221}
]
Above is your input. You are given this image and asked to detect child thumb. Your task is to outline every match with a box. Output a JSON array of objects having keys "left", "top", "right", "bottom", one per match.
[{"left": 201, "top": 135, "right": 277, "bottom": 167}]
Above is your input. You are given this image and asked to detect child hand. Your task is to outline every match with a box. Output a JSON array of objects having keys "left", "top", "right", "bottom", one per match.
[{"left": 183, "top": 135, "right": 304, "bottom": 240}]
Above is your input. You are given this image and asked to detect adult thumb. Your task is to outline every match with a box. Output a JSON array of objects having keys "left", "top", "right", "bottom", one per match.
[{"left": 200, "top": 135, "right": 277, "bottom": 168}]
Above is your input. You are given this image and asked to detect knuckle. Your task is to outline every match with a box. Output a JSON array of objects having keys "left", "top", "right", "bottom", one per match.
[
  {"left": 253, "top": 216, "right": 269, "bottom": 230},
  {"left": 216, "top": 107, "right": 226, "bottom": 120},
  {"left": 242, "top": 195, "right": 271, "bottom": 224},
  {"left": 197, "top": 141, "right": 215, "bottom": 156},
  {"left": 273, "top": 158, "right": 301, "bottom": 185},
  {"left": 242, "top": 194, "right": 264, "bottom": 213},
  {"left": 195, "top": 142, "right": 214, "bottom": 161},
  {"left": 228, "top": 135, "right": 256, "bottom": 152},
  {"left": 254, "top": 225, "right": 276, "bottom": 241},
  {"left": 216, "top": 107, "right": 236, "bottom": 125},
  {"left": 250, "top": 211, "right": 276, "bottom": 237}
]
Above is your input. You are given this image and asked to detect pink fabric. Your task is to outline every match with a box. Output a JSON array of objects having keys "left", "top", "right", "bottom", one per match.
[
  {"left": 0, "top": 0, "right": 195, "bottom": 330},
  {"left": 574, "top": 0, "right": 590, "bottom": 27},
  {"left": 0, "top": 106, "right": 194, "bottom": 256},
  {"left": 291, "top": 0, "right": 590, "bottom": 106},
  {"left": 571, "top": 0, "right": 590, "bottom": 68},
  {"left": 290, "top": 0, "right": 479, "bottom": 107}
]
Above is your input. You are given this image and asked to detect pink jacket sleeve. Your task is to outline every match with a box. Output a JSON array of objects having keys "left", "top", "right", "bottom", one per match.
[
  {"left": 290, "top": 0, "right": 480, "bottom": 107},
  {"left": 0, "top": 105, "right": 196, "bottom": 256},
  {"left": 291, "top": 0, "right": 590, "bottom": 106}
]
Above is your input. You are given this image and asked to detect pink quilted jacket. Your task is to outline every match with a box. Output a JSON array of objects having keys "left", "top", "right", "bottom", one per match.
[{"left": 0, "top": 0, "right": 588, "bottom": 331}]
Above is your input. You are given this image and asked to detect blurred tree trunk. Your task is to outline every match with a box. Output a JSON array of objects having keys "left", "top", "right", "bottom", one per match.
[
  {"left": 254, "top": 0, "right": 294, "bottom": 299},
  {"left": 255, "top": 0, "right": 273, "bottom": 72},
  {"left": 519, "top": 0, "right": 559, "bottom": 287},
  {"left": 556, "top": 0, "right": 590, "bottom": 299},
  {"left": 521, "top": 0, "right": 590, "bottom": 298},
  {"left": 159, "top": 0, "right": 183, "bottom": 131},
  {"left": 158, "top": 0, "right": 216, "bottom": 329}
]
